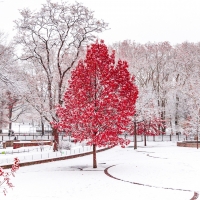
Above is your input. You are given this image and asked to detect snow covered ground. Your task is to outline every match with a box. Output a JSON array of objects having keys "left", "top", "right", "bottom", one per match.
[
  {"left": 1, "top": 141, "right": 199, "bottom": 200},
  {"left": 0, "top": 142, "right": 93, "bottom": 165}
]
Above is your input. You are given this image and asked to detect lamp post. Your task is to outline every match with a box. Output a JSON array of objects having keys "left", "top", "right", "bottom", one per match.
[
  {"left": 197, "top": 116, "right": 199, "bottom": 149},
  {"left": 134, "top": 116, "right": 137, "bottom": 150}
]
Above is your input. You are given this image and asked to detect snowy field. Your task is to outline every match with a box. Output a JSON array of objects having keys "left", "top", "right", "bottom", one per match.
[{"left": 1, "top": 141, "right": 199, "bottom": 200}]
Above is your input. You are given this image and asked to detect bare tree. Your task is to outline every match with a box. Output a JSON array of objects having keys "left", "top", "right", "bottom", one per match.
[
  {"left": 0, "top": 31, "right": 30, "bottom": 133},
  {"left": 113, "top": 41, "right": 174, "bottom": 133},
  {"left": 14, "top": 0, "right": 108, "bottom": 150}
]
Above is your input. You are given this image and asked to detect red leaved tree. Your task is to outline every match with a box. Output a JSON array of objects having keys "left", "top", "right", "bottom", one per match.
[
  {"left": 129, "top": 117, "right": 165, "bottom": 147},
  {"left": 55, "top": 40, "right": 138, "bottom": 168},
  {"left": 137, "top": 118, "right": 165, "bottom": 146}
]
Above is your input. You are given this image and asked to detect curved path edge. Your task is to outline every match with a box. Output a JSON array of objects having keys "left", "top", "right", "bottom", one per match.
[{"left": 104, "top": 165, "right": 199, "bottom": 200}]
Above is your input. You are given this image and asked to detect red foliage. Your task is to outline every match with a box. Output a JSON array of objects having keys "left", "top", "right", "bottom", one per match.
[
  {"left": 129, "top": 118, "right": 165, "bottom": 136},
  {"left": 0, "top": 158, "right": 20, "bottom": 196},
  {"left": 55, "top": 40, "right": 138, "bottom": 147}
]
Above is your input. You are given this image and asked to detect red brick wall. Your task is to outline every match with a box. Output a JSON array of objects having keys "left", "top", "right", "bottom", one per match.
[
  {"left": 177, "top": 142, "right": 199, "bottom": 148},
  {"left": 13, "top": 141, "right": 52, "bottom": 149}
]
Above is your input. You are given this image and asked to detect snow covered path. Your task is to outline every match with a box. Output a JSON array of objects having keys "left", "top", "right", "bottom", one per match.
[{"left": 2, "top": 141, "right": 199, "bottom": 200}]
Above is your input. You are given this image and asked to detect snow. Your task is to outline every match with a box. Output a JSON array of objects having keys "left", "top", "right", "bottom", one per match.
[
  {"left": 0, "top": 143, "right": 93, "bottom": 165},
  {"left": 1, "top": 141, "right": 199, "bottom": 200}
]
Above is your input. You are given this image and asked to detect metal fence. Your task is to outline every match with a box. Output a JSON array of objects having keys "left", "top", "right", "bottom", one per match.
[
  {"left": 0, "top": 145, "right": 94, "bottom": 165},
  {"left": 0, "top": 134, "right": 187, "bottom": 142},
  {"left": 0, "top": 134, "right": 70, "bottom": 142},
  {"left": 121, "top": 134, "right": 186, "bottom": 142}
]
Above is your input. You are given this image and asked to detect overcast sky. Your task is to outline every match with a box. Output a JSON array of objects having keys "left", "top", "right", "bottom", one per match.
[{"left": 0, "top": 0, "right": 200, "bottom": 45}]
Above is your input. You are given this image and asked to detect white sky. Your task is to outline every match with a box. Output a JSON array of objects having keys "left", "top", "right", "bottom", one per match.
[{"left": 0, "top": 0, "right": 200, "bottom": 45}]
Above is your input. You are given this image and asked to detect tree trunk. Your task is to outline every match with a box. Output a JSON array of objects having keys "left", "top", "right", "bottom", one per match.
[
  {"left": 53, "top": 128, "right": 59, "bottom": 151},
  {"left": 8, "top": 106, "right": 13, "bottom": 135},
  {"left": 175, "top": 95, "right": 179, "bottom": 127},
  {"left": 8, "top": 122, "right": 12, "bottom": 136},
  {"left": 93, "top": 144, "right": 97, "bottom": 168},
  {"left": 144, "top": 134, "right": 147, "bottom": 146},
  {"left": 161, "top": 99, "right": 166, "bottom": 133},
  {"left": 41, "top": 120, "right": 44, "bottom": 136},
  {"left": 8, "top": 123, "right": 12, "bottom": 131}
]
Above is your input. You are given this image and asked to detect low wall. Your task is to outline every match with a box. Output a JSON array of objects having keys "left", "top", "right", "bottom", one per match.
[
  {"left": 13, "top": 141, "right": 52, "bottom": 149},
  {"left": 3, "top": 140, "right": 20, "bottom": 148},
  {"left": 177, "top": 141, "right": 200, "bottom": 148}
]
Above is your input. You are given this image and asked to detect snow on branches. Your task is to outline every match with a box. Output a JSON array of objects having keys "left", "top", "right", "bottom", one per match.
[{"left": 55, "top": 40, "right": 138, "bottom": 147}]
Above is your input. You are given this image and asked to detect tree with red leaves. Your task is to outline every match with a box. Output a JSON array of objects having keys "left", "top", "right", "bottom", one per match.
[
  {"left": 129, "top": 117, "right": 165, "bottom": 148},
  {"left": 137, "top": 118, "right": 165, "bottom": 146},
  {"left": 55, "top": 40, "right": 138, "bottom": 168}
]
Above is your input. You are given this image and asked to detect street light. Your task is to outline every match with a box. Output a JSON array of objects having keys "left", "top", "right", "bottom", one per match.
[{"left": 197, "top": 117, "right": 199, "bottom": 149}]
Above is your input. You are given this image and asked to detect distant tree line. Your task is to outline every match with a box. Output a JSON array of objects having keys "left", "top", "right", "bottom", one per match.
[{"left": 0, "top": 0, "right": 200, "bottom": 149}]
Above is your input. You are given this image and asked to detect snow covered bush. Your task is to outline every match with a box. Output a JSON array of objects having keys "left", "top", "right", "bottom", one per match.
[{"left": 58, "top": 140, "right": 71, "bottom": 152}]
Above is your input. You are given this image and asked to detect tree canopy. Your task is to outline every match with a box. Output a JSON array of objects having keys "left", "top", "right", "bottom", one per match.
[{"left": 55, "top": 40, "right": 138, "bottom": 167}]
